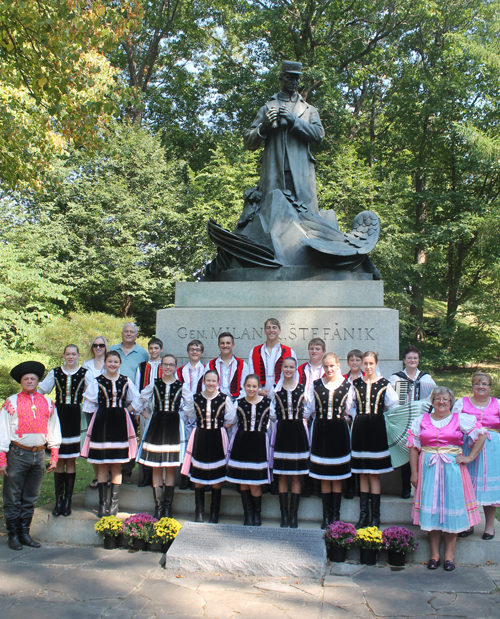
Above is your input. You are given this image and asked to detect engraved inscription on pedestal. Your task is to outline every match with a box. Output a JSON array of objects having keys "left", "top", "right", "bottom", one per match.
[{"left": 166, "top": 522, "right": 326, "bottom": 578}]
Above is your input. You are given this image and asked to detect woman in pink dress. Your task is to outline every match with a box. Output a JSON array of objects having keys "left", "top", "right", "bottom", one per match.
[
  {"left": 453, "top": 372, "right": 500, "bottom": 540},
  {"left": 408, "top": 386, "right": 486, "bottom": 571}
]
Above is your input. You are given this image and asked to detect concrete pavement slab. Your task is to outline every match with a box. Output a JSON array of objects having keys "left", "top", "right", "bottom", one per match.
[
  {"left": 353, "top": 565, "right": 496, "bottom": 593},
  {"left": 0, "top": 545, "right": 33, "bottom": 561},
  {"left": 328, "top": 562, "right": 366, "bottom": 577},
  {"left": 0, "top": 563, "right": 62, "bottom": 595},
  {"left": 432, "top": 592, "right": 496, "bottom": 617},
  {"left": 135, "top": 578, "right": 205, "bottom": 615},
  {"left": 196, "top": 578, "right": 261, "bottom": 594},
  {"left": 324, "top": 575, "right": 363, "bottom": 588},
  {"left": 360, "top": 588, "right": 435, "bottom": 616},
  {"left": 47, "top": 566, "right": 137, "bottom": 600},
  {"left": 10, "top": 544, "right": 110, "bottom": 566},
  {"left": 0, "top": 597, "right": 109, "bottom": 619},
  {"left": 429, "top": 592, "right": 457, "bottom": 610},
  {"left": 323, "top": 585, "right": 367, "bottom": 608}
]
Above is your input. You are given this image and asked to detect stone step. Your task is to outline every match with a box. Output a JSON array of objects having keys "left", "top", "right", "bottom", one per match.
[
  {"left": 84, "top": 483, "right": 415, "bottom": 525},
  {"left": 31, "top": 495, "right": 500, "bottom": 566}
]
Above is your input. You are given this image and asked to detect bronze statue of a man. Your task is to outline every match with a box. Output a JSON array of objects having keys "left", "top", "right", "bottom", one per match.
[{"left": 244, "top": 61, "right": 325, "bottom": 213}]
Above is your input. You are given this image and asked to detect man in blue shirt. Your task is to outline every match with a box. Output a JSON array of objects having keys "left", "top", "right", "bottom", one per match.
[
  {"left": 110, "top": 323, "right": 149, "bottom": 483},
  {"left": 109, "top": 323, "right": 149, "bottom": 380}
]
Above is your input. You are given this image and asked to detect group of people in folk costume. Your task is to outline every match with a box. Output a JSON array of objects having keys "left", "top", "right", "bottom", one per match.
[{"left": 1, "top": 320, "right": 499, "bottom": 572}]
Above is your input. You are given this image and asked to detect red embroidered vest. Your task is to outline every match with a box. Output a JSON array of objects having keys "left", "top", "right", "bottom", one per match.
[{"left": 252, "top": 344, "right": 292, "bottom": 386}]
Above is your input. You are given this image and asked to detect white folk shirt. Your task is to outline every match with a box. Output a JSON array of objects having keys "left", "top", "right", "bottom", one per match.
[
  {"left": 134, "top": 359, "right": 162, "bottom": 390},
  {"left": 0, "top": 392, "right": 62, "bottom": 467},
  {"left": 179, "top": 361, "right": 205, "bottom": 394},
  {"left": 248, "top": 343, "right": 297, "bottom": 393},
  {"left": 209, "top": 356, "right": 249, "bottom": 400}
]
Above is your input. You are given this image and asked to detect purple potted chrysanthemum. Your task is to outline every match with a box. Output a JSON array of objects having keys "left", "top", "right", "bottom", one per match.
[
  {"left": 323, "top": 521, "right": 357, "bottom": 562},
  {"left": 122, "top": 513, "right": 158, "bottom": 551},
  {"left": 382, "top": 526, "right": 419, "bottom": 566}
]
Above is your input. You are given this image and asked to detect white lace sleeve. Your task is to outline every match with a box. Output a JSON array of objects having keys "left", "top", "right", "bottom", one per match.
[
  {"left": 182, "top": 386, "right": 195, "bottom": 421},
  {"left": 38, "top": 370, "right": 55, "bottom": 395},
  {"left": 132, "top": 382, "right": 154, "bottom": 414},
  {"left": 125, "top": 379, "right": 141, "bottom": 411},
  {"left": 452, "top": 398, "right": 464, "bottom": 414},
  {"left": 406, "top": 414, "right": 424, "bottom": 449},
  {"left": 345, "top": 386, "right": 356, "bottom": 419},
  {"left": 82, "top": 378, "right": 98, "bottom": 413},
  {"left": 459, "top": 412, "right": 481, "bottom": 440},
  {"left": 384, "top": 383, "right": 399, "bottom": 411}
]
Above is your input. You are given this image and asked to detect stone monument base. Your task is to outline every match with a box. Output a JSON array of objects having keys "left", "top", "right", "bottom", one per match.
[
  {"left": 157, "top": 280, "right": 401, "bottom": 375},
  {"left": 165, "top": 522, "right": 326, "bottom": 578}
]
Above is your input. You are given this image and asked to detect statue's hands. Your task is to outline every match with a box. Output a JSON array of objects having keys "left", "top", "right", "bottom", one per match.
[
  {"left": 279, "top": 105, "right": 295, "bottom": 127},
  {"left": 261, "top": 108, "right": 279, "bottom": 132}
]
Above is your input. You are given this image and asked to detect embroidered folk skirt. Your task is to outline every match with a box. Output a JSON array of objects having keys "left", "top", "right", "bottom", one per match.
[
  {"left": 181, "top": 427, "right": 228, "bottom": 485},
  {"left": 351, "top": 414, "right": 393, "bottom": 475},
  {"left": 81, "top": 407, "right": 138, "bottom": 464},
  {"left": 412, "top": 452, "right": 480, "bottom": 533},
  {"left": 271, "top": 419, "right": 310, "bottom": 476},
  {"left": 463, "top": 432, "right": 500, "bottom": 507},
  {"left": 309, "top": 417, "right": 351, "bottom": 480},
  {"left": 56, "top": 403, "right": 82, "bottom": 459},
  {"left": 137, "top": 411, "right": 186, "bottom": 468},
  {"left": 226, "top": 430, "right": 271, "bottom": 485}
]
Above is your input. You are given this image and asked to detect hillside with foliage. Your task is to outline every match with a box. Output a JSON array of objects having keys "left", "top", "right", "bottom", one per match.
[{"left": 1, "top": 0, "right": 500, "bottom": 369}]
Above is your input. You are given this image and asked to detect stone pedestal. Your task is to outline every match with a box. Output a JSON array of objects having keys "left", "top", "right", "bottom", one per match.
[{"left": 156, "top": 280, "right": 402, "bottom": 376}]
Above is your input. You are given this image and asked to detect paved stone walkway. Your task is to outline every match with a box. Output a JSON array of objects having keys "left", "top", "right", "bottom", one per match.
[{"left": 0, "top": 543, "right": 499, "bottom": 619}]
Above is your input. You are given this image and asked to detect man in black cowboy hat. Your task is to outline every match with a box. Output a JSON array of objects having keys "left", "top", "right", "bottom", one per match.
[
  {"left": 244, "top": 60, "right": 325, "bottom": 213},
  {"left": 0, "top": 361, "right": 61, "bottom": 550}
]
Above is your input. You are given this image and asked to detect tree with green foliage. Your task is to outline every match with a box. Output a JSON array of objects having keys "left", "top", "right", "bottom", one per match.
[{"left": 0, "top": 0, "right": 142, "bottom": 189}]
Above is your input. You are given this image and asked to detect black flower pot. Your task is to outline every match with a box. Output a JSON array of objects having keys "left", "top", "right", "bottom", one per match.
[
  {"left": 388, "top": 550, "right": 406, "bottom": 566},
  {"left": 326, "top": 545, "right": 347, "bottom": 562},
  {"left": 117, "top": 533, "right": 127, "bottom": 548},
  {"left": 131, "top": 538, "right": 146, "bottom": 551},
  {"left": 146, "top": 540, "right": 162, "bottom": 552},
  {"left": 103, "top": 535, "right": 118, "bottom": 550},
  {"left": 359, "top": 548, "right": 378, "bottom": 565}
]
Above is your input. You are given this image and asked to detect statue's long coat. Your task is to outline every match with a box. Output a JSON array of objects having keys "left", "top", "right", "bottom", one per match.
[{"left": 244, "top": 92, "right": 324, "bottom": 213}]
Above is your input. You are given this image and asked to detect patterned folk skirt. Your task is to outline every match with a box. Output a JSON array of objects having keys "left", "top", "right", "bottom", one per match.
[
  {"left": 350, "top": 414, "right": 393, "bottom": 475},
  {"left": 309, "top": 417, "right": 351, "bottom": 480},
  {"left": 226, "top": 429, "right": 271, "bottom": 485},
  {"left": 81, "top": 407, "right": 138, "bottom": 464},
  {"left": 137, "top": 410, "right": 186, "bottom": 468},
  {"left": 56, "top": 403, "right": 82, "bottom": 459},
  {"left": 181, "top": 427, "right": 229, "bottom": 485},
  {"left": 463, "top": 432, "right": 500, "bottom": 507},
  {"left": 271, "top": 419, "right": 310, "bottom": 476}
]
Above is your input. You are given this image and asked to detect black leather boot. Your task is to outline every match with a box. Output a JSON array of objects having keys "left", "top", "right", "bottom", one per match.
[
  {"left": 153, "top": 485, "right": 164, "bottom": 520},
  {"left": 209, "top": 488, "right": 222, "bottom": 523},
  {"left": 52, "top": 472, "right": 65, "bottom": 517},
  {"left": 6, "top": 518, "right": 22, "bottom": 550},
  {"left": 279, "top": 493, "right": 289, "bottom": 528},
  {"left": 194, "top": 488, "right": 205, "bottom": 522},
  {"left": 97, "top": 482, "right": 108, "bottom": 518},
  {"left": 163, "top": 485, "right": 175, "bottom": 518},
  {"left": 344, "top": 475, "right": 355, "bottom": 499},
  {"left": 401, "top": 462, "right": 412, "bottom": 499},
  {"left": 321, "top": 493, "right": 333, "bottom": 529},
  {"left": 179, "top": 474, "right": 190, "bottom": 490},
  {"left": 332, "top": 492, "right": 342, "bottom": 523},
  {"left": 269, "top": 479, "right": 279, "bottom": 495},
  {"left": 108, "top": 483, "right": 121, "bottom": 516},
  {"left": 62, "top": 472, "right": 76, "bottom": 517},
  {"left": 19, "top": 516, "right": 41, "bottom": 547},
  {"left": 252, "top": 494, "right": 262, "bottom": 526},
  {"left": 138, "top": 465, "right": 153, "bottom": 488},
  {"left": 289, "top": 493, "right": 300, "bottom": 529},
  {"left": 370, "top": 494, "right": 381, "bottom": 528},
  {"left": 301, "top": 476, "right": 313, "bottom": 498},
  {"left": 355, "top": 492, "right": 370, "bottom": 529},
  {"left": 241, "top": 489, "right": 254, "bottom": 526}
]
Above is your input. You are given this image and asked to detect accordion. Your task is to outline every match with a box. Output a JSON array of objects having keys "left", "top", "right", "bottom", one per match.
[{"left": 395, "top": 380, "right": 412, "bottom": 405}]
